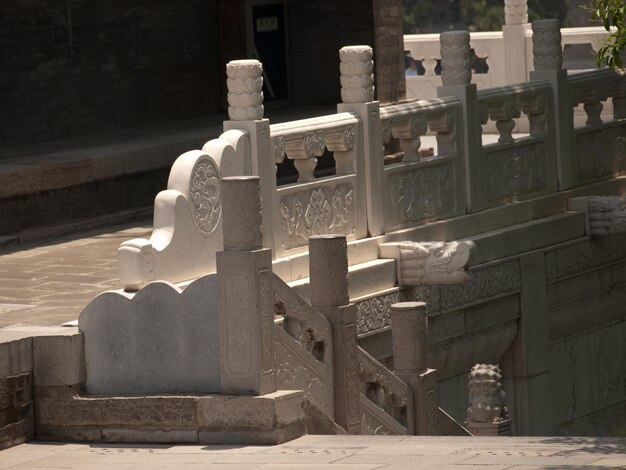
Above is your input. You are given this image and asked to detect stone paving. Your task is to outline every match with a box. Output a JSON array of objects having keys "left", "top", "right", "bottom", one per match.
[
  {"left": 1, "top": 435, "right": 626, "bottom": 469},
  {"left": 0, "top": 222, "right": 151, "bottom": 328}
]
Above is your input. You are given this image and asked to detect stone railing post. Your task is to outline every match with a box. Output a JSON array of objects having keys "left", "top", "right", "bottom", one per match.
[
  {"left": 437, "top": 31, "right": 483, "bottom": 211},
  {"left": 223, "top": 60, "right": 277, "bottom": 255},
  {"left": 503, "top": 0, "right": 530, "bottom": 85},
  {"left": 529, "top": 19, "right": 575, "bottom": 189},
  {"left": 217, "top": 176, "right": 276, "bottom": 395},
  {"left": 337, "top": 46, "right": 385, "bottom": 237},
  {"left": 391, "top": 302, "right": 439, "bottom": 435},
  {"left": 309, "top": 235, "right": 361, "bottom": 434}
]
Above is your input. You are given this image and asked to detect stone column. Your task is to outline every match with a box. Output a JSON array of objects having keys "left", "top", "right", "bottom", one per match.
[
  {"left": 437, "top": 31, "right": 483, "bottom": 211},
  {"left": 391, "top": 302, "right": 439, "bottom": 435},
  {"left": 337, "top": 46, "right": 385, "bottom": 237},
  {"left": 503, "top": 0, "right": 530, "bottom": 85},
  {"left": 309, "top": 235, "right": 361, "bottom": 434},
  {"left": 217, "top": 176, "right": 276, "bottom": 395},
  {"left": 223, "top": 59, "right": 277, "bottom": 255},
  {"left": 529, "top": 19, "right": 574, "bottom": 189}
]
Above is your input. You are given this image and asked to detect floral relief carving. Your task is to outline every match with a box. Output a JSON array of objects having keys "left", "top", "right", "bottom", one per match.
[
  {"left": 388, "top": 165, "right": 453, "bottom": 228},
  {"left": 189, "top": 159, "right": 222, "bottom": 237},
  {"left": 304, "top": 130, "right": 325, "bottom": 157},
  {"left": 280, "top": 183, "right": 356, "bottom": 250},
  {"left": 577, "top": 127, "right": 626, "bottom": 182},
  {"left": 485, "top": 142, "right": 547, "bottom": 203}
]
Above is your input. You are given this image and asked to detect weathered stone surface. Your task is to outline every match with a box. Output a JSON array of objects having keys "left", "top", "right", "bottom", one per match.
[
  {"left": 79, "top": 275, "right": 219, "bottom": 395},
  {"left": 33, "top": 333, "right": 85, "bottom": 387},
  {"left": 101, "top": 428, "right": 198, "bottom": 443}
]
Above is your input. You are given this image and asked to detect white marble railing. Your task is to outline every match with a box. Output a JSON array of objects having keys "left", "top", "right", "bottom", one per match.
[{"left": 404, "top": 26, "right": 614, "bottom": 101}]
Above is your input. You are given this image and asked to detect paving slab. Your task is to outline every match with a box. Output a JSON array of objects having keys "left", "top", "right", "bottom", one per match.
[{"left": 1, "top": 436, "right": 624, "bottom": 469}]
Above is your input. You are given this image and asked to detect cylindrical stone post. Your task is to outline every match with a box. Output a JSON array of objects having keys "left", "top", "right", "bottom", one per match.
[
  {"left": 226, "top": 59, "right": 264, "bottom": 121},
  {"left": 390, "top": 301, "right": 439, "bottom": 435},
  {"left": 391, "top": 302, "right": 428, "bottom": 373},
  {"left": 221, "top": 176, "right": 263, "bottom": 251},
  {"left": 309, "top": 235, "right": 350, "bottom": 308},
  {"left": 504, "top": 0, "right": 528, "bottom": 25},
  {"left": 309, "top": 234, "right": 360, "bottom": 434},
  {"left": 532, "top": 19, "right": 562, "bottom": 72},
  {"left": 440, "top": 31, "right": 471, "bottom": 87},
  {"left": 340, "top": 46, "right": 375, "bottom": 104},
  {"left": 217, "top": 176, "right": 276, "bottom": 396}
]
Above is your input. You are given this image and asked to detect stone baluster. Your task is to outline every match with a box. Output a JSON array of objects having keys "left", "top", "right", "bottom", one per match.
[
  {"left": 223, "top": 60, "right": 276, "bottom": 254},
  {"left": 337, "top": 45, "right": 385, "bottom": 237},
  {"left": 520, "top": 94, "right": 548, "bottom": 139},
  {"left": 309, "top": 235, "right": 361, "bottom": 434},
  {"left": 326, "top": 125, "right": 358, "bottom": 176},
  {"left": 503, "top": 0, "right": 530, "bottom": 85},
  {"left": 391, "top": 302, "right": 439, "bottom": 435},
  {"left": 579, "top": 85, "right": 605, "bottom": 127},
  {"left": 530, "top": 19, "right": 575, "bottom": 189},
  {"left": 429, "top": 111, "right": 457, "bottom": 157},
  {"left": 488, "top": 98, "right": 521, "bottom": 144},
  {"left": 284, "top": 130, "right": 326, "bottom": 182},
  {"left": 392, "top": 114, "right": 428, "bottom": 162},
  {"left": 217, "top": 176, "right": 276, "bottom": 395},
  {"left": 438, "top": 31, "right": 483, "bottom": 211}
]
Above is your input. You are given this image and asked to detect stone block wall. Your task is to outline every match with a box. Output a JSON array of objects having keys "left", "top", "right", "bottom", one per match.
[
  {"left": 0, "top": 0, "right": 221, "bottom": 147},
  {"left": 0, "top": 338, "right": 34, "bottom": 450},
  {"left": 372, "top": 0, "right": 406, "bottom": 103}
]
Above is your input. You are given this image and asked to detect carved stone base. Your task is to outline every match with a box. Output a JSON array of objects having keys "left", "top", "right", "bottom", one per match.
[{"left": 467, "top": 419, "right": 512, "bottom": 436}]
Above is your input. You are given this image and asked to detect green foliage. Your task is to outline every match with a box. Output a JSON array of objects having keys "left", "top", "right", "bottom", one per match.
[{"left": 589, "top": 0, "right": 626, "bottom": 69}]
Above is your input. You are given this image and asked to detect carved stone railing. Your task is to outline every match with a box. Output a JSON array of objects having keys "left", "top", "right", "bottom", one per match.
[
  {"left": 404, "top": 26, "right": 614, "bottom": 101},
  {"left": 358, "top": 346, "right": 412, "bottom": 435},
  {"left": 272, "top": 273, "right": 335, "bottom": 419},
  {"left": 474, "top": 80, "right": 558, "bottom": 209},
  {"left": 379, "top": 97, "right": 466, "bottom": 231},
  {"left": 270, "top": 113, "right": 367, "bottom": 256},
  {"left": 567, "top": 69, "right": 626, "bottom": 185}
]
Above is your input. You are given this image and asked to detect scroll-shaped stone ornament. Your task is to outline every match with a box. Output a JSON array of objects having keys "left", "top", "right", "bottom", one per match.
[
  {"left": 466, "top": 364, "right": 511, "bottom": 436},
  {"left": 221, "top": 176, "right": 263, "bottom": 251},
  {"left": 379, "top": 241, "right": 474, "bottom": 286},
  {"left": 340, "top": 45, "right": 375, "bottom": 104},
  {"left": 569, "top": 196, "right": 626, "bottom": 237},
  {"left": 118, "top": 130, "right": 249, "bottom": 291},
  {"left": 440, "top": 31, "right": 471, "bottom": 87},
  {"left": 532, "top": 19, "right": 562, "bottom": 72},
  {"left": 504, "top": 0, "right": 528, "bottom": 25},
  {"left": 226, "top": 59, "right": 264, "bottom": 121}
]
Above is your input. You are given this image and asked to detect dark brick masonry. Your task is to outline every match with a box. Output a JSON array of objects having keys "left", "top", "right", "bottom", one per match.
[
  {"left": 0, "top": 0, "right": 222, "bottom": 147},
  {"left": 0, "top": 373, "right": 34, "bottom": 450}
]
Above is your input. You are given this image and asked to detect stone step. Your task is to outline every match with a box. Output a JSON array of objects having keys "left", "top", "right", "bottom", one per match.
[
  {"left": 462, "top": 211, "right": 586, "bottom": 266},
  {"left": 288, "top": 258, "right": 397, "bottom": 304}
]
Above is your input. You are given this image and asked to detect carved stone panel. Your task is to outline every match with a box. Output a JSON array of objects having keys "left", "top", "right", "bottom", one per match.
[
  {"left": 576, "top": 124, "right": 626, "bottom": 182},
  {"left": 279, "top": 181, "right": 356, "bottom": 250},
  {"left": 484, "top": 142, "right": 547, "bottom": 204},
  {"left": 384, "top": 161, "right": 455, "bottom": 231},
  {"left": 588, "top": 324, "right": 624, "bottom": 412}
]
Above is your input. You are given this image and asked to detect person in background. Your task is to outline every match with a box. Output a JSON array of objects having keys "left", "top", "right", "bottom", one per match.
[{"left": 405, "top": 57, "right": 419, "bottom": 76}]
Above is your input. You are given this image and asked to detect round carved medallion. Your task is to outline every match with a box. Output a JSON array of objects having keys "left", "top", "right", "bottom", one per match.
[{"left": 189, "top": 158, "right": 221, "bottom": 237}]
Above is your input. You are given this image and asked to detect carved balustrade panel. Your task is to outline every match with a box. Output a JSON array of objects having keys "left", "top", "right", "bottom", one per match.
[
  {"left": 358, "top": 346, "right": 412, "bottom": 432},
  {"left": 277, "top": 176, "right": 357, "bottom": 252},
  {"left": 272, "top": 273, "right": 335, "bottom": 416},
  {"left": 360, "top": 394, "right": 408, "bottom": 435}
]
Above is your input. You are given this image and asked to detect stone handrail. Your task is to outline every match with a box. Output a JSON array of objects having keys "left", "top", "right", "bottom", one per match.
[
  {"left": 358, "top": 345, "right": 412, "bottom": 434},
  {"left": 272, "top": 273, "right": 335, "bottom": 417},
  {"left": 568, "top": 69, "right": 626, "bottom": 124},
  {"left": 270, "top": 113, "right": 360, "bottom": 182}
]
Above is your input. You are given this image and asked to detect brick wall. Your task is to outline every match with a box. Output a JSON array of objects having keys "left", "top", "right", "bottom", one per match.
[
  {"left": 0, "top": 0, "right": 221, "bottom": 147},
  {"left": 0, "top": 373, "right": 33, "bottom": 449},
  {"left": 288, "top": 0, "right": 376, "bottom": 106},
  {"left": 372, "top": 0, "right": 406, "bottom": 103}
]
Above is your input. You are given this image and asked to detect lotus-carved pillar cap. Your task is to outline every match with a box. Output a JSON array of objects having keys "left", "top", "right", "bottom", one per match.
[
  {"left": 226, "top": 59, "right": 264, "bottom": 121},
  {"left": 339, "top": 45, "right": 375, "bottom": 104}
]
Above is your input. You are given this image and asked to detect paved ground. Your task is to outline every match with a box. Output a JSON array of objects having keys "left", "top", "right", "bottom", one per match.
[
  {"left": 0, "top": 222, "right": 150, "bottom": 328},
  {"left": 2, "top": 435, "right": 626, "bottom": 469}
]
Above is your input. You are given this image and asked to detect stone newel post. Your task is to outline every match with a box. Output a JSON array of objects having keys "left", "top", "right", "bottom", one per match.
[
  {"left": 337, "top": 46, "right": 385, "bottom": 237},
  {"left": 529, "top": 19, "right": 573, "bottom": 189},
  {"left": 438, "top": 31, "right": 483, "bottom": 211},
  {"left": 391, "top": 302, "right": 439, "bottom": 435},
  {"left": 503, "top": 0, "right": 530, "bottom": 84},
  {"left": 223, "top": 60, "right": 276, "bottom": 255},
  {"left": 309, "top": 235, "right": 361, "bottom": 434},
  {"left": 217, "top": 176, "right": 276, "bottom": 395}
]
